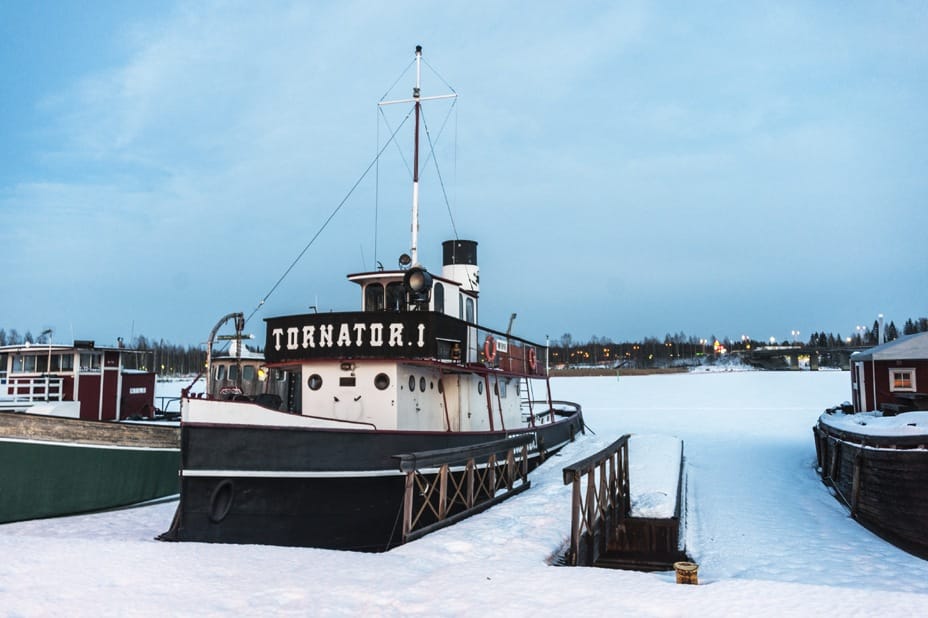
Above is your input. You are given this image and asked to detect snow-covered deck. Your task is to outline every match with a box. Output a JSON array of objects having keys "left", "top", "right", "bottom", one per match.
[{"left": 819, "top": 410, "right": 928, "bottom": 439}]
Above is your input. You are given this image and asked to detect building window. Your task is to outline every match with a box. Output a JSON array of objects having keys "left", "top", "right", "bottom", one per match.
[
  {"left": 889, "top": 368, "right": 916, "bottom": 392},
  {"left": 79, "top": 353, "right": 102, "bottom": 373},
  {"left": 50, "top": 353, "right": 74, "bottom": 372}
]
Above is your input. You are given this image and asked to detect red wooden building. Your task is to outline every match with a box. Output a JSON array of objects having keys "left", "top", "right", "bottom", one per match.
[
  {"left": 0, "top": 340, "right": 156, "bottom": 420},
  {"left": 850, "top": 331, "right": 928, "bottom": 413}
]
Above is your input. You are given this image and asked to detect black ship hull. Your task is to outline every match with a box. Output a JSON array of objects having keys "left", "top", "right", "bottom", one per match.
[{"left": 161, "top": 412, "right": 583, "bottom": 551}]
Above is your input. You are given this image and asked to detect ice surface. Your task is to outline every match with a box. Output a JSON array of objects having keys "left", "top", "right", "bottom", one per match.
[{"left": 2, "top": 371, "right": 927, "bottom": 616}]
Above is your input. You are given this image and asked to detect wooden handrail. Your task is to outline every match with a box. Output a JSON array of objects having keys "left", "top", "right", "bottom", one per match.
[
  {"left": 562, "top": 434, "right": 631, "bottom": 566},
  {"left": 394, "top": 434, "right": 534, "bottom": 544}
]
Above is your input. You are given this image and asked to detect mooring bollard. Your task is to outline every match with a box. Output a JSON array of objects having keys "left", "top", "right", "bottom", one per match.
[{"left": 673, "top": 561, "right": 699, "bottom": 585}]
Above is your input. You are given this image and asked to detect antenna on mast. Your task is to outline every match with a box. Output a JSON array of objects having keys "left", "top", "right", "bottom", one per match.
[
  {"left": 378, "top": 45, "right": 457, "bottom": 268},
  {"left": 411, "top": 45, "right": 422, "bottom": 265}
]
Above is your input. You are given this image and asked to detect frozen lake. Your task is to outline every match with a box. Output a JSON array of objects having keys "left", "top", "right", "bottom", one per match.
[{"left": 2, "top": 371, "right": 926, "bottom": 616}]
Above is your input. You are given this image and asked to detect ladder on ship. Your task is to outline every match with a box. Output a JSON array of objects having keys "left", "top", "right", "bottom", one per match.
[{"left": 520, "top": 377, "right": 535, "bottom": 424}]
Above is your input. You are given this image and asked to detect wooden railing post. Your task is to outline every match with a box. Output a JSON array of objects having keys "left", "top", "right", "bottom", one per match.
[
  {"left": 569, "top": 471, "right": 581, "bottom": 566},
  {"left": 402, "top": 471, "right": 415, "bottom": 541}
]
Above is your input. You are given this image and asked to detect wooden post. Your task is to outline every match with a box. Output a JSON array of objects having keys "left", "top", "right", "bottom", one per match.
[
  {"left": 506, "top": 448, "right": 515, "bottom": 491},
  {"left": 521, "top": 444, "right": 528, "bottom": 481},
  {"left": 585, "top": 465, "right": 597, "bottom": 563},
  {"left": 438, "top": 464, "right": 449, "bottom": 520},
  {"left": 850, "top": 451, "right": 862, "bottom": 516},
  {"left": 402, "top": 471, "right": 415, "bottom": 542},
  {"left": 466, "top": 459, "right": 475, "bottom": 509},
  {"left": 569, "top": 471, "right": 581, "bottom": 566}
]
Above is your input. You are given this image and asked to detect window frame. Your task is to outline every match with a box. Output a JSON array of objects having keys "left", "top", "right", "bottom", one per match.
[{"left": 889, "top": 368, "right": 916, "bottom": 392}]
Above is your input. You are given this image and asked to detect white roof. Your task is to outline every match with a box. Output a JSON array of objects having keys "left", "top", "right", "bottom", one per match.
[{"left": 851, "top": 331, "right": 928, "bottom": 362}]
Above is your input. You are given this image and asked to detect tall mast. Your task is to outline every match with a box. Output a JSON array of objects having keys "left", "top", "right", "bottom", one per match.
[
  {"left": 411, "top": 45, "right": 422, "bottom": 265},
  {"left": 378, "top": 45, "right": 456, "bottom": 267}
]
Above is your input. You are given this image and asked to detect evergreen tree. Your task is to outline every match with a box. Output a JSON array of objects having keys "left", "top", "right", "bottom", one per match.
[
  {"left": 903, "top": 318, "right": 917, "bottom": 335},
  {"left": 885, "top": 321, "right": 899, "bottom": 341}
]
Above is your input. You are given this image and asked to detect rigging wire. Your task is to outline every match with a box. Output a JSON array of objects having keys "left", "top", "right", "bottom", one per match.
[
  {"left": 378, "top": 58, "right": 416, "bottom": 103},
  {"left": 422, "top": 58, "right": 457, "bottom": 96},
  {"left": 243, "top": 107, "right": 415, "bottom": 328},
  {"left": 378, "top": 105, "right": 413, "bottom": 178},
  {"left": 419, "top": 106, "right": 459, "bottom": 240}
]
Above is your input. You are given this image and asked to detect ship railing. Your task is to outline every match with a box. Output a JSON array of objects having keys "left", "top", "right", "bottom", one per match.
[
  {"left": 561, "top": 434, "right": 631, "bottom": 566},
  {"left": 394, "top": 434, "right": 534, "bottom": 545},
  {"left": 466, "top": 323, "right": 546, "bottom": 377},
  {"left": 522, "top": 399, "right": 581, "bottom": 426},
  {"left": 2, "top": 375, "right": 66, "bottom": 403}
]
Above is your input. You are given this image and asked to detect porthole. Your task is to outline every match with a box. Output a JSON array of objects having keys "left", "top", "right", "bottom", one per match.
[
  {"left": 419, "top": 377, "right": 426, "bottom": 392},
  {"left": 409, "top": 375, "right": 416, "bottom": 391},
  {"left": 374, "top": 373, "right": 390, "bottom": 390},
  {"left": 478, "top": 381, "right": 484, "bottom": 395},
  {"left": 308, "top": 374, "right": 323, "bottom": 391}
]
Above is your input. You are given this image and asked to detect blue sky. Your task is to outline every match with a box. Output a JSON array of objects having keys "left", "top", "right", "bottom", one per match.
[{"left": 1, "top": 1, "right": 926, "bottom": 347}]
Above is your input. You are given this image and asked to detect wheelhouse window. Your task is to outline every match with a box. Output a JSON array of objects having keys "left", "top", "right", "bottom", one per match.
[
  {"left": 215, "top": 365, "right": 226, "bottom": 381},
  {"left": 229, "top": 365, "right": 239, "bottom": 381},
  {"left": 890, "top": 368, "right": 916, "bottom": 392},
  {"left": 465, "top": 297, "right": 475, "bottom": 323},
  {"left": 433, "top": 282, "right": 444, "bottom": 314},
  {"left": 365, "top": 283, "right": 385, "bottom": 312},
  {"left": 386, "top": 282, "right": 405, "bottom": 311},
  {"left": 243, "top": 365, "right": 256, "bottom": 381}
]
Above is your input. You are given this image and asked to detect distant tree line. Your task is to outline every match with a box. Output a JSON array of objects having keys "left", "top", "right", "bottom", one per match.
[
  {"left": 550, "top": 316, "right": 928, "bottom": 369},
  {"left": 2, "top": 315, "right": 927, "bottom": 373}
]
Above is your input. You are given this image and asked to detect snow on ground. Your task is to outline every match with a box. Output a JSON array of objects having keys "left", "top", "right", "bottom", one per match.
[{"left": 2, "top": 371, "right": 927, "bottom": 616}]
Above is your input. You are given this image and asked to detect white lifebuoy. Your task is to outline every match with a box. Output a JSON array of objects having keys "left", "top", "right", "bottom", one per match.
[{"left": 483, "top": 335, "right": 497, "bottom": 362}]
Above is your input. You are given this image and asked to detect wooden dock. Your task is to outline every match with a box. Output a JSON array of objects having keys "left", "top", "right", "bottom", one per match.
[{"left": 560, "top": 434, "right": 689, "bottom": 570}]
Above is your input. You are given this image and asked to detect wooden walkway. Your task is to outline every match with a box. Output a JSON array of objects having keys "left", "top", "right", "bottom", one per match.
[{"left": 561, "top": 434, "right": 689, "bottom": 570}]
